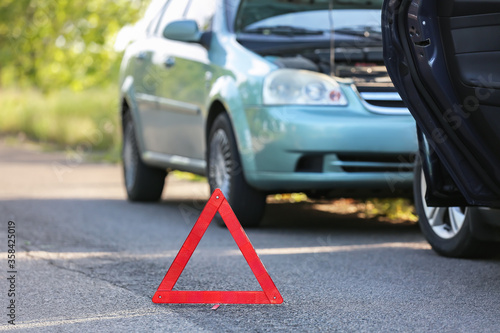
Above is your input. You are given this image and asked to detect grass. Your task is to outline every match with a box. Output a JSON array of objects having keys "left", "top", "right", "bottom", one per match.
[
  {"left": 0, "top": 87, "right": 120, "bottom": 156},
  {"left": 362, "top": 198, "right": 418, "bottom": 222},
  {"left": 170, "top": 171, "right": 206, "bottom": 182}
]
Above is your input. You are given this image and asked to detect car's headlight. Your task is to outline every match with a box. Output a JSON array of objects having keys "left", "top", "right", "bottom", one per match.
[{"left": 263, "top": 69, "right": 347, "bottom": 106}]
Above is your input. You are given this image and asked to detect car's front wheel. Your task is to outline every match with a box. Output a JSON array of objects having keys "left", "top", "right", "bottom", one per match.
[
  {"left": 207, "top": 113, "right": 266, "bottom": 227},
  {"left": 122, "top": 112, "right": 167, "bottom": 202},
  {"left": 414, "top": 160, "right": 493, "bottom": 258}
]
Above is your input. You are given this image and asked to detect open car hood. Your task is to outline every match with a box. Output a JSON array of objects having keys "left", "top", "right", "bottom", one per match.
[{"left": 382, "top": 0, "right": 500, "bottom": 208}]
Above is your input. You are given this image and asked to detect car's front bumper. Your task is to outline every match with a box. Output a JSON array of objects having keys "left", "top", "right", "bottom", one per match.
[{"left": 239, "top": 102, "right": 418, "bottom": 194}]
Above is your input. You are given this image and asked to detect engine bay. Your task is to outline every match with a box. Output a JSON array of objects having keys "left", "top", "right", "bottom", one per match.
[{"left": 263, "top": 47, "right": 396, "bottom": 93}]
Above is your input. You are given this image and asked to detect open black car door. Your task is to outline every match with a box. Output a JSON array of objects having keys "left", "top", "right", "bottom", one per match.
[{"left": 382, "top": 0, "right": 500, "bottom": 208}]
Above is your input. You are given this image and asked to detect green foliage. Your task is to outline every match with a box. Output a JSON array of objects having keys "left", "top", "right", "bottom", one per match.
[
  {"left": 171, "top": 171, "right": 207, "bottom": 182},
  {"left": 0, "top": 0, "right": 149, "bottom": 91},
  {"left": 0, "top": 87, "right": 120, "bottom": 150},
  {"left": 364, "top": 198, "right": 418, "bottom": 222}
]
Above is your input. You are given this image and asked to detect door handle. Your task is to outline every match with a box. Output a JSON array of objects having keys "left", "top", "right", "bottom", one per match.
[
  {"left": 205, "top": 71, "right": 213, "bottom": 81},
  {"left": 137, "top": 52, "right": 147, "bottom": 61},
  {"left": 164, "top": 56, "right": 176, "bottom": 68}
]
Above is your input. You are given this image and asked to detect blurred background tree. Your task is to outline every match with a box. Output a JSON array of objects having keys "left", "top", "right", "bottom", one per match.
[
  {"left": 0, "top": 0, "right": 150, "bottom": 155},
  {"left": 0, "top": 0, "right": 148, "bottom": 91}
]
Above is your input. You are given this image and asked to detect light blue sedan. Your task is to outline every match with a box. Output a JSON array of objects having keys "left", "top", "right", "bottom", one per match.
[{"left": 119, "top": 0, "right": 417, "bottom": 226}]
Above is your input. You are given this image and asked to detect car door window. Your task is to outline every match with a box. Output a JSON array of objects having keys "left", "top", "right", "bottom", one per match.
[
  {"left": 184, "top": 0, "right": 217, "bottom": 32},
  {"left": 145, "top": 0, "right": 168, "bottom": 36},
  {"left": 156, "top": 0, "right": 189, "bottom": 36}
]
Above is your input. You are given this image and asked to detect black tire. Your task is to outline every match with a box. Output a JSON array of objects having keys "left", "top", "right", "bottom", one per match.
[
  {"left": 414, "top": 158, "right": 490, "bottom": 258},
  {"left": 122, "top": 112, "right": 166, "bottom": 202},
  {"left": 207, "top": 113, "right": 266, "bottom": 227}
]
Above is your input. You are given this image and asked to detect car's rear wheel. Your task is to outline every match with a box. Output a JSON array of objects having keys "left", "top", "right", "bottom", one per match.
[
  {"left": 207, "top": 113, "right": 266, "bottom": 227},
  {"left": 414, "top": 160, "right": 492, "bottom": 258},
  {"left": 122, "top": 112, "right": 166, "bottom": 202}
]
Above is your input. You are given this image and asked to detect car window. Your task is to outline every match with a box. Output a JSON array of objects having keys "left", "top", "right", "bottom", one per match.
[
  {"left": 185, "top": 0, "right": 217, "bottom": 32},
  {"left": 224, "top": 0, "right": 239, "bottom": 31},
  {"left": 146, "top": 0, "right": 169, "bottom": 36},
  {"left": 156, "top": 0, "right": 189, "bottom": 36}
]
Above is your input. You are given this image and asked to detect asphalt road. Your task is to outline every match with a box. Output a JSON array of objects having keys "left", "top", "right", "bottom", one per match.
[{"left": 1, "top": 143, "right": 500, "bottom": 332}]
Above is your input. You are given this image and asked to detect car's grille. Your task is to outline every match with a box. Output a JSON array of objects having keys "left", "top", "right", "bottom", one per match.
[
  {"left": 335, "top": 62, "right": 410, "bottom": 115},
  {"left": 351, "top": 81, "right": 409, "bottom": 115},
  {"left": 358, "top": 91, "right": 409, "bottom": 115}
]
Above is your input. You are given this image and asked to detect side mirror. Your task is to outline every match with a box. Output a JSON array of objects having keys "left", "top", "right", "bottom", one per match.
[{"left": 163, "top": 20, "right": 201, "bottom": 43}]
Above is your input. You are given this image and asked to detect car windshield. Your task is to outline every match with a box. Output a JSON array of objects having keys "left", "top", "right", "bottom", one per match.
[{"left": 226, "top": 0, "right": 383, "bottom": 34}]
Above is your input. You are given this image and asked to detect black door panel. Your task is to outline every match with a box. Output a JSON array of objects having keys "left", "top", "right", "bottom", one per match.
[
  {"left": 437, "top": 1, "right": 500, "bottom": 17},
  {"left": 440, "top": 12, "right": 500, "bottom": 103}
]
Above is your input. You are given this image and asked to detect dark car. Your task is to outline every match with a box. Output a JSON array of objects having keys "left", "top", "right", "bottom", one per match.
[{"left": 382, "top": 0, "right": 500, "bottom": 257}]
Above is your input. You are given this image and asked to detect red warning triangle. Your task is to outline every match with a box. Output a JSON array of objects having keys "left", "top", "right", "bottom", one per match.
[{"left": 152, "top": 189, "right": 283, "bottom": 304}]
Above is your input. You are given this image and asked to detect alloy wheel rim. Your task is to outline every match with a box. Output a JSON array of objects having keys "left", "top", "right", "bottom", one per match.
[
  {"left": 420, "top": 170, "right": 466, "bottom": 239},
  {"left": 209, "top": 129, "right": 232, "bottom": 198}
]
